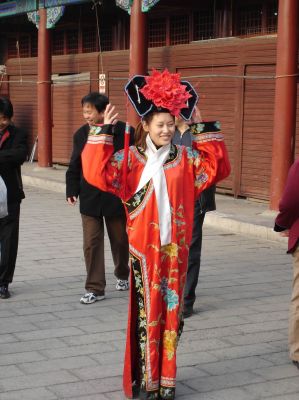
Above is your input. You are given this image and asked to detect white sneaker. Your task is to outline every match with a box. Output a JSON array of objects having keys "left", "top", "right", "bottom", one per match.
[
  {"left": 80, "top": 292, "right": 105, "bottom": 304},
  {"left": 116, "top": 279, "right": 129, "bottom": 291}
]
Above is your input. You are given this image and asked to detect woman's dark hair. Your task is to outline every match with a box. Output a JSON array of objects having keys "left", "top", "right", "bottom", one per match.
[
  {"left": 0, "top": 97, "right": 13, "bottom": 119},
  {"left": 81, "top": 92, "right": 109, "bottom": 113},
  {"left": 135, "top": 110, "right": 174, "bottom": 149}
]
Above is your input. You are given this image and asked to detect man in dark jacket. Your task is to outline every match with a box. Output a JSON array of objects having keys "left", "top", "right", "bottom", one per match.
[
  {"left": 66, "top": 92, "right": 134, "bottom": 304},
  {"left": 0, "top": 97, "right": 27, "bottom": 299},
  {"left": 274, "top": 159, "right": 299, "bottom": 370},
  {"left": 174, "top": 109, "right": 216, "bottom": 318}
]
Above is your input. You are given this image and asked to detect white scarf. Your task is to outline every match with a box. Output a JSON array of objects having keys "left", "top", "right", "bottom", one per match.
[{"left": 135, "top": 135, "right": 172, "bottom": 246}]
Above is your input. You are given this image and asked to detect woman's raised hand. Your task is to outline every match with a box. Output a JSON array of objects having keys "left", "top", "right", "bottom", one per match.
[
  {"left": 190, "top": 106, "right": 203, "bottom": 124},
  {"left": 104, "top": 103, "right": 119, "bottom": 125}
]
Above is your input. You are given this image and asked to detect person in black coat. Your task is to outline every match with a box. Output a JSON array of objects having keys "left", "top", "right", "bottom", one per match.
[
  {"left": 66, "top": 92, "right": 134, "bottom": 304},
  {"left": 0, "top": 97, "right": 28, "bottom": 299},
  {"left": 174, "top": 109, "right": 216, "bottom": 318}
]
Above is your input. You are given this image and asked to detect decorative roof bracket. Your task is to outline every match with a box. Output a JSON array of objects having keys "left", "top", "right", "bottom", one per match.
[{"left": 115, "top": 0, "right": 160, "bottom": 14}]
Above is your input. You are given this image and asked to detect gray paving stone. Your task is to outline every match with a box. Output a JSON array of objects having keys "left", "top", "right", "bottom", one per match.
[
  {"left": 35, "top": 316, "right": 98, "bottom": 330},
  {"left": 176, "top": 351, "right": 218, "bottom": 367},
  {"left": 199, "top": 356, "right": 273, "bottom": 375},
  {"left": 62, "top": 330, "right": 126, "bottom": 346},
  {"left": 41, "top": 342, "right": 115, "bottom": 359},
  {"left": 104, "top": 392, "right": 126, "bottom": 400},
  {"left": 185, "top": 370, "right": 265, "bottom": 392},
  {"left": 14, "top": 327, "right": 84, "bottom": 341},
  {"left": 260, "top": 351, "right": 291, "bottom": 365},
  {"left": 209, "top": 342, "right": 282, "bottom": 361},
  {"left": 178, "top": 337, "right": 230, "bottom": 353},
  {"left": 0, "top": 351, "right": 46, "bottom": 366},
  {"left": 19, "top": 355, "right": 98, "bottom": 374},
  {"left": 0, "top": 338, "right": 67, "bottom": 354},
  {"left": 253, "top": 364, "right": 299, "bottom": 380},
  {"left": 1, "top": 370, "right": 78, "bottom": 391},
  {"left": 0, "top": 335, "right": 17, "bottom": 345},
  {"left": 263, "top": 394, "right": 299, "bottom": 400},
  {"left": 0, "top": 365, "right": 24, "bottom": 379},
  {"left": 178, "top": 387, "right": 260, "bottom": 400},
  {"left": 176, "top": 366, "right": 209, "bottom": 380},
  {"left": 243, "top": 377, "right": 299, "bottom": 398},
  {"left": 49, "top": 376, "right": 123, "bottom": 397},
  {"left": 223, "top": 331, "right": 286, "bottom": 346},
  {"left": 72, "top": 363, "right": 122, "bottom": 380},
  {"left": 0, "top": 388, "right": 58, "bottom": 400},
  {"left": 0, "top": 323, "right": 38, "bottom": 335},
  {"left": 236, "top": 320, "right": 288, "bottom": 334}
]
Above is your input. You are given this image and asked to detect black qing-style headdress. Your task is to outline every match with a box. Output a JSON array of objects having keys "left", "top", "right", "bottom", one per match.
[{"left": 124, "top": 69, "right": 199, "bottom": 120}]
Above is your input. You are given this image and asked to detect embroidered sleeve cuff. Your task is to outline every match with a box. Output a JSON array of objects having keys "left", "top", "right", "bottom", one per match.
[
  {"left": 190, "top": 121, "right": 223, "bottom": 142},
  {"left": 87, "top": 124, "right": 114, "bottom": 145}
]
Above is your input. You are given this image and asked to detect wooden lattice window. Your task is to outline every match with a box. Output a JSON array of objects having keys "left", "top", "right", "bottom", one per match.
[
  {"left": 18, "top": 36, "right": 30, "bottom": 57},
  {"left": 52, "top": 31, "right": 65, "bottom": 55},
  {"left": 193, "top": 10, "right": 215, "bottom": 40},
  {"left": 237, "top": 4, "right": 263, "bottom": 36},
  {"left": 7, "top": 37, "right": 18, "bottom": 58},
  {"left": 100, "top": 26, "right": 112, "bottom": 51},
  {"left": 82, "top": 28, "right": 97, "bottom": 53},
  {"left": 7, "top": 36, "right": 31, "bottom": 58},
  {"left": 267, "top": 1, "right": 278, "bottom": 33},
  {"left": 149, "top": 18, "right": 167, "bottom": 48},
  {"left": 31, "top": 34, "right": 38, "bottom": 57},
  {"left": 66, "top": 30, "right": 79, "bottom": 54},
  {"left": 170, "top": 15, "right": 189, "bottom": 45}
]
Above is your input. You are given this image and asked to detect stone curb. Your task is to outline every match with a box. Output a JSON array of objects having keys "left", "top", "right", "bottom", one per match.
[
  {"left": 22, "top": 175, "right": 65, "bottom": 194},
  {"left": 23, "top": 174, "right": 287, "bottom": 245},
  {"left": 205, "top": 212, "right": 287, "bottom": 245}
]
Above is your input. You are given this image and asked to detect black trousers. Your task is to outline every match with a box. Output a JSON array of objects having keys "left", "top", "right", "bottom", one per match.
[
  {"left": 0, "top": 203, "right": 20, "bottom": 286},
  {"left": 184, "top": 201, "right": 206, "bottom": 310}
]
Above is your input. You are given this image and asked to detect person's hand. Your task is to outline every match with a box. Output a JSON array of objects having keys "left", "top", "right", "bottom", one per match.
[
  {"left": 279, "top": 230, "right": 289, "bottom": 237},
  {"left": 67, "top": 196, "right": 77, "bottom": 206},
  {"left": 103, "top": 103, "right": 119, "bottom": 125},
  {"left": 190, "top": 106, "right": 203, "bottom": 124}
]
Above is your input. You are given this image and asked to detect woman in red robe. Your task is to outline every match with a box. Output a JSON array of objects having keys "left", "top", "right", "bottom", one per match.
[{"left": 82, "top": 69, "right": 230, "bottom": 399}]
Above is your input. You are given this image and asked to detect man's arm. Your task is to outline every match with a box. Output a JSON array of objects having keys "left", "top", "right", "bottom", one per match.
[
  {"left": 65, "top": 129, "right": 85, "bottom": 202},
  {"left": 0, "top": 127, "right": 27, "bottom": 165}
]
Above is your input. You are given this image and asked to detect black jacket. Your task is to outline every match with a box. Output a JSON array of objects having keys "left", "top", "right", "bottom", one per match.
[
  {"left": 66, "top": 121, "right": 134, "bottom": 217},
  {"left": 173, "top": 127, "right": 216, "bottom": 214},
  {"left": 0, "top": 124, "right": 28, "bottom": 205}
]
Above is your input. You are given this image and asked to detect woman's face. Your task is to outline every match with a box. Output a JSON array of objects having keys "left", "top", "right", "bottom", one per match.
[
  {"left": 142, "top": 112, "right": 175, "bottom": 147},
  {"left": 0, "top": 114, "right": 10, "bottom": 131}
]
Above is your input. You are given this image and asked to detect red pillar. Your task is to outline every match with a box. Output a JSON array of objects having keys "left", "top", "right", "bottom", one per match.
[
  {"left": 37, "top": 7, "right": 52, "bottom": 167},
  {"left": 128, "top": 0, "right": 148, "bottom": 128},
  {"left": 270, "top": 0, "right": 299, "bottom": 210}
]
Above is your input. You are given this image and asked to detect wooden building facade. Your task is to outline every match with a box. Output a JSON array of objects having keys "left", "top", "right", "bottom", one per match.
[{"left": 0, "top": 0, "right": 298, "bottom": 202}]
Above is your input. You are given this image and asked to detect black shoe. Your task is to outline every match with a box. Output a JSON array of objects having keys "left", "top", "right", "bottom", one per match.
[
  {"left": 0, "top": 284, "right": 11, "bottom": 299},
  {"left": 293, "top": 360, "right": 299, "bottom": 370},
  {"left": 183, "top": 307, "right": 194, "bottom": 319}
]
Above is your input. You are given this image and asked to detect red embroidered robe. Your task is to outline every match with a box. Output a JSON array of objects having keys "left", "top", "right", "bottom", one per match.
[{"left": 82, "top": 121, "right": 230, "bottom": 400}]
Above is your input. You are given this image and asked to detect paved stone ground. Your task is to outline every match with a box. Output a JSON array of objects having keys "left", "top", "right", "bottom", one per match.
[{"left": 0, "top": 185, "right": 298, "bottom": 400}]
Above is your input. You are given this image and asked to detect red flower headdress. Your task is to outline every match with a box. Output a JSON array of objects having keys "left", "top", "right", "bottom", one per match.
[{"left": 139, "top": 69, "right": 192, "bottom": 117}]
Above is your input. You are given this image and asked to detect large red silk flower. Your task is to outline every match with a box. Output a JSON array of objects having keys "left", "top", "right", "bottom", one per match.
[{"left": 140, "top": 69, "right": 192, "bottom": 116}]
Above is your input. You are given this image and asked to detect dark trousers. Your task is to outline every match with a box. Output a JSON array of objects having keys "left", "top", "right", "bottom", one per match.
[
  {"left": 81, "top": 213, "right": 129, "bottom": 295},
  {"left": 0, "top": 203, "right": 20, "bottom": 286},
  {"left": 184, "top": 201, "right": 206, "bottom": 310}
]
